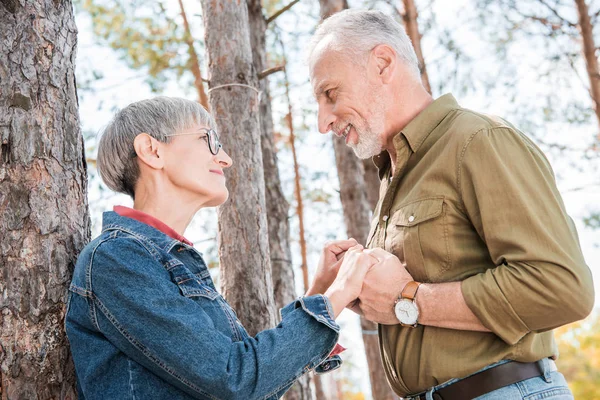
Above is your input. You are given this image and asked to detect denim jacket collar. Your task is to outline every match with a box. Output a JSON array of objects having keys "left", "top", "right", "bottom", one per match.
[{"left": 101, "top": 211, "right": 191, "bottom": 253}]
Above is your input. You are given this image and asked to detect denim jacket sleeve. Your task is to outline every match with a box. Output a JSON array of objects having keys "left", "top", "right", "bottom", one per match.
[{"left": 89, "top": 237, "right": 340, "bottom": 400}]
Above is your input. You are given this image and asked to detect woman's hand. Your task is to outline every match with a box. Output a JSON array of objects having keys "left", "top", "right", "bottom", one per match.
[
  {"left": 324, "top": 245, "right": 377, "bottom": 318},
  {"left": 306, "top": 238, "right": 359, "bottom": 296}
]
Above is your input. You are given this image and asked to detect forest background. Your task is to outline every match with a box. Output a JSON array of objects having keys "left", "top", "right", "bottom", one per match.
[{"left": 1, "top": 0, "right": 599, "bottom": 398}]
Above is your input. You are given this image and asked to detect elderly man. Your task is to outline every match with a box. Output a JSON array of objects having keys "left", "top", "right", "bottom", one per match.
[{"left": 309, "top": 9, "right": 594, "bottom": 400}]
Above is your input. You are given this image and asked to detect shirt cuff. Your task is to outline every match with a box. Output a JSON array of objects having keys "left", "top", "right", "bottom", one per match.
[
  {"left": 462, "top": 272, "right": 530, "bottom": 345},
  {"left": 315, "top": 354, "right": 342, "bottom": 375},
  {"left": 280, "top": 294, "right": 340, "bottom": 333}
]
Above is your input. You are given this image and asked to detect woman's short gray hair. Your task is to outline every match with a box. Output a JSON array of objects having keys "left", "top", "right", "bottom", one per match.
[
  {"left": 308, "top": 9, "right": 421, "bottom": 80},
  {"left": 96, "top": 96, "right": 215, "bottom": 198}
]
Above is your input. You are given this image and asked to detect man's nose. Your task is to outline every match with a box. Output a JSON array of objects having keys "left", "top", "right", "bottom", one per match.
[{"left": 317, "top": 104, "right": 336, "bottom": 134}]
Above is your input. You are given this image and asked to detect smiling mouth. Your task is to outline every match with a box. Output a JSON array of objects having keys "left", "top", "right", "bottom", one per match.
[{"left": 334, "top": 124, "right": 351, "bottom": 138}]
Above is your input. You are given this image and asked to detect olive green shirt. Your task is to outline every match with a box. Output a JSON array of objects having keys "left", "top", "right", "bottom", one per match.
[{"left": 366, "top": 94, "right": 594, "bottom": 397}]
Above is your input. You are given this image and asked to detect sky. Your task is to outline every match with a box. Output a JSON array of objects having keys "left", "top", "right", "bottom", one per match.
[{"left": 74, "top": 0, "right": 599, "bottom": 397}]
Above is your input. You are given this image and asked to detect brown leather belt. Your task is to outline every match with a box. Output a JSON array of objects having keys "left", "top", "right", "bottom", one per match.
[{"left": 416, "top": 361, "right": 547, "bottom": 400}]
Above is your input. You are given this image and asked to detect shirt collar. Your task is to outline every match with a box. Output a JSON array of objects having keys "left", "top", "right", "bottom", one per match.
[
  {"left": 372, "top": 93, "right": 460, "bottom": 173},
  {"left": 113, "top": 206, "right": 194, "bottom": 246}
]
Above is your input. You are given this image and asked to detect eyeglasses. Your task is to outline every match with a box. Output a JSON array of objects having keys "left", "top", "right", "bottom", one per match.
[{"left": 165, "top": 128, "right": 223, "bottom": 155}]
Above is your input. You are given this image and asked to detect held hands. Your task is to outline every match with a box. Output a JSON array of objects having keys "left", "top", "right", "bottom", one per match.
[
  {"left": 323, "top": 245, "right": 378, "bottom": 318},
  {"left": 305, "top": 241, "right": 411, "bottom": 321},
  {"left": 350, "top": 248, "right": 415, "bottom": 325}
]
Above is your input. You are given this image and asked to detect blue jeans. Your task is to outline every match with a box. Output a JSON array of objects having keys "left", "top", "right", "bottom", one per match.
[{"left": 413, "top": 359, "right": 573, "bottom": 400}]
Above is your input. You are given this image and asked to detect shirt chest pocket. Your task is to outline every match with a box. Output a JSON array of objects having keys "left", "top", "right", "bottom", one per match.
[
  {"left": 387, "top": 197, "right": 451, "bottom": 282},
  {"left": 168, "top": 262, "right": 248, "bottom": 341}
]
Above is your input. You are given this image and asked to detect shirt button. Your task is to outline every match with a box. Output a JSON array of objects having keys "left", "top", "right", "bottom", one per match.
[
  {"left": 408, "top": 215, "right": 415, "bottom": 223},
  {"left": 382, "top": 215, "right": 389, "bottom": 222}
]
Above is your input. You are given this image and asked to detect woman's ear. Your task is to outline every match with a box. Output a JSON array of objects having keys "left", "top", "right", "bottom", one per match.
[{"left": 133, "top": 133, "right": 164, "bottom": 170}]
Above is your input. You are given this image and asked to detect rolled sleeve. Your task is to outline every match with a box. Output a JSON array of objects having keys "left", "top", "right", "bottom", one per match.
[{"left": 459, "top": 128, "right": 594, "bottom": 345}]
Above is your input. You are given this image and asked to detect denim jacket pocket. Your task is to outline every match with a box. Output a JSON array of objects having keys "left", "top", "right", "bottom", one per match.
[
  {"left": 168, "top": 261, "right": 245, "bottom": 341},
  {"left": 389, "top": 196, "right": 451, "bottom": 282}
]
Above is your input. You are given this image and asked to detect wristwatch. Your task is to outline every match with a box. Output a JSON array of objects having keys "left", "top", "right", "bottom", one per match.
[{"left": 394, "top": 281, "right": 421, "bottom": 327}]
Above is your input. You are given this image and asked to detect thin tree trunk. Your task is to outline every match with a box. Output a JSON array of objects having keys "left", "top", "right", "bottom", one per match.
[
  {"left": 280, "top": 53, "right": 310, "bottom": 295},
  {"left": 401, "top": 0, "right": 432, "bottom": 94},
  {"left": 317, "top": 1, "right": 396, "bottom": 399},
  {"left": 283, "top": 55, "right": 313, "bottom": 400},
  {"left": 177, "top": 0, "right": 210, "bottom": 110},
  {"left": 0, "top": 0, "right": 90, "bottom": 398},
  {"left": 247, "top": 1, "right": 311, "bottom": 398},
  {"left": 200, "top": 0, "right": 277, "bottom": 336},
  {"left": 574, "top": 0, "right": 600, "bottom": 138}
]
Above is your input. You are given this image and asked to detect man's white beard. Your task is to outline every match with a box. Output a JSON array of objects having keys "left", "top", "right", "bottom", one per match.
[
  {"left": 349, "top": 111, "right": 385, "bottom": 159},
  {"left": 350, "top": 128, "right": 382, "bottom": 159}
]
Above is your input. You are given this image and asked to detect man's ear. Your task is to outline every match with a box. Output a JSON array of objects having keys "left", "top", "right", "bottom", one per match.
[
  {"left": 133, "top": 133, "right": 164, "bottom": 170},
  {"left": 370, "top": 44, "right": 396, "bottom": 84}
]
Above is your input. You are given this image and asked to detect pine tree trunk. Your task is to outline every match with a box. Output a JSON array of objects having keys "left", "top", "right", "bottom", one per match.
[
  {"left": 246, "top": 1, "right": 312, "bottom": 398},
  {"left": 200, "top": 0, "right": 277, "bottom": 336},
  {"left": 574, "top": 0, "right": 600, "bottom": 138},
  {"left": 401, "top": 0, "right": 432, "bottom": 94},
  {"left": 317, "top": 1, "right": 396, "bottom": 398},
  {"left": 246, "top": 0, "right": 296, "bottom": 318},
  {"left": 0, "top": 0, "right": 90, "bottom": 398}
]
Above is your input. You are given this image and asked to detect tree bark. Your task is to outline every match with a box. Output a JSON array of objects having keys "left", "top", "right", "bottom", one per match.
[
  {"left": 362, "top": 159, "right": 381, "bottom": 211},
  {"left": 401, "top": 0, "right": 432, "bottom": 94},
  {"left": 574, "top": 0, "right": 600, "bottom": 138},
  {"left": 317, "top": 1, "right": 396, "bottom": 399},
  {"left": 177, "top": 0, "right": 210, "bottom": 110},
  {"left": 0, "top": 1, "right": 90, "bottom": 398},
  {"left": 246, "top": 1, "right": 312, "bottom": 398},
  {"left": 200, "top": 0, "right": 277, "bottom": 336},
  {"left": 247, "top": 0, "right": 296, "bottom": 319}
]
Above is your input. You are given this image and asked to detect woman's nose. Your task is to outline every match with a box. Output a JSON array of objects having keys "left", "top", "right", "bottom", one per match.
[{"left": 215, "top": 148, "right": 233, "bottom": 168}]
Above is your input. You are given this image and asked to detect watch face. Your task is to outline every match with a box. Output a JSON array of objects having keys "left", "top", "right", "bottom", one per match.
[{"left": 394, "top": 299, "right": 418, "bottom": 325}]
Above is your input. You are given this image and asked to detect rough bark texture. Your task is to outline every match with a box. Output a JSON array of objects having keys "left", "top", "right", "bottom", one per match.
[
  {"left": 401, "top": 0, "right": 432, "bottom": 94},
  {"left": 317, "top": 0, "right": 396, "bottom": 398},
  {"left": 574, "top": 0, "right": 600, "bottom": 137},
  {"left": 177, "top": 0, "right": 210, "bottom": 110},
  {"left": 0, "top": 0, "right": 90, "bottom": 398},
  {"left": 246, "top": 1, "right": 311, "bottom": 398},
  {"left": 247, "top": 0, "right": 296, "bottom": 318},
  {"left": 200, "top": 0, "right": 276, "bottom": 336}
]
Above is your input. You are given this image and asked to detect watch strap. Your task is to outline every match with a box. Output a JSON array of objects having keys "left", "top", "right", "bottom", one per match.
[{"left": 401, "top": 281, "right": 421, "bottom": 300}]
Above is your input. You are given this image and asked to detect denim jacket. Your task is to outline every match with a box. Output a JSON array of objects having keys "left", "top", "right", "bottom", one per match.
[{"left": 66, "top": 211, "right": 342, "bottom": 400}]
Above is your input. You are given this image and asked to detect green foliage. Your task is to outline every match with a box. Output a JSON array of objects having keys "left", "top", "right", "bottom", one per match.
[
  {"left": 556, "top": 311, "right": 600, "bottom": 399},
  {"left": 80, "top": 0, "right": 196, "bottom": 93},
  {"left": 583, "top": 212, "right": 600, "bottom": 229}
]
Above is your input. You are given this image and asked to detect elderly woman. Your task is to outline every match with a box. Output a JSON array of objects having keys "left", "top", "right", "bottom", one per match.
[{"left": 65, "top": 97, "right": 374, "bottom": 399}]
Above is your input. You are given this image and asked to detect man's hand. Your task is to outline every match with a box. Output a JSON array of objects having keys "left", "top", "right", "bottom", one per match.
[
  {"left": 352, "top": 248, "right": 414, "bottom": 325},
  {"left": 306, "top": 238, "right": 358, "bottom": 296}
]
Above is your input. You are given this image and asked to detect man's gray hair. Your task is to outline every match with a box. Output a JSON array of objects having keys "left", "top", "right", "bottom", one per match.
[
  {"left": 308, "top": 9, "right": 421, "bottom": 79},
  {"left": 97, "top": 96, "right": 215, "bottom": 198}
]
